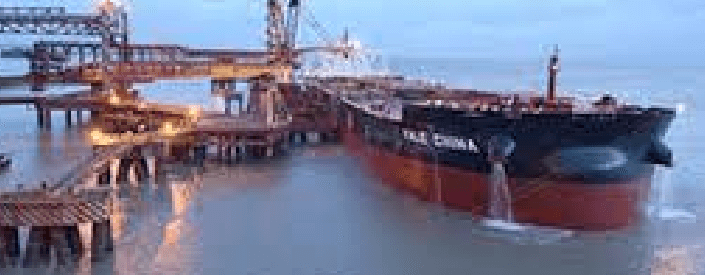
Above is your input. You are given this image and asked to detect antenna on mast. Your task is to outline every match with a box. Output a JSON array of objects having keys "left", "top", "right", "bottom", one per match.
[
  {"left": 547, "top": 45, "right": 560, "bottom": 103},
  {"left": 342, "top": 27, "right": 350, "bottom": 58}
]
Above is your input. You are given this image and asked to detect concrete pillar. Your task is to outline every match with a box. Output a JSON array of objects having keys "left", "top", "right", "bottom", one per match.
[
  {"left": 162, "top": 142, "right": 172, "bottom": 160},
  {"left": 225, "top": 146, "right": 233, "bottom": 163},
  {"left": 23, "top": 226, "right": 52, "bottom": 267},
  {"left": 307, "top": 132, "right": 320, "bottom": 144},
  {"left": 252, "top": 146, "right": 262, "bottom": 159},
  {"left": 265, "top": 88, "right": 275, "bottom": 126},
  {"left": 108, "top": 159, "right": 118, "bottom": 190},
  {"left": 76, "top": 109, "right": 83, "bottom": 125},
  {"left": 294, "top": 132, "right": 304, "bottom": 145},
  {"left": 51, "top": 226, "right": 82, "bottom": 265},
  {"left": 196, "top": 146, "right": 206, "bottom": 167},
  {"left": 65, "top": 109, "right": 73, "bottom": 127},
  {"left": 127, "top": 161, "right": 139, "bottom": 187},
  {"left": 327, "top": 132, "right": 338, "bottom": 143},
  {"left": 77, "top": 223, "right": 92, "bottom": 272},
  {"left": 278, "top": 137, "right": 290, "bottom": 155},
  {"left": 246, "top": 146, "right": 254, "bottom": 159},
  {"left": 156, "top": 157, "right": 166, "bottom": 182},
  {"left": 148, "top": 157, "right": 158, "bottom": 180},
  {"left": 97, "top": 160, "right": 115, "bottom": 186},
  {"left": 65, "top": 226, "right": 83, "bottom": 257},
  {"left": 42, "top": 108, "right": 51, "bottom": 130},
  {"left": 225, "top": 98, "right": 232, "bottom": 115},
  {"left": 232, "top": 145, "right": 239, "bottom": 161},
  {"left": 37, "top": 106, "right": 44, "bottom": 128},
  {"left": 18, "top": 226, "right": 28, "bottom": 262},
  {"left": 91, "top": 220, "right": 113, "bottom": 261},
  {"left": 98, "top": 167, "right": 111, "bottom": 186},
  {"left": 137, "top": 158, "right": 150, "bottom": 181},
  {"left": 290, "top": 132, "right": 298, "bottom": 145},
  {"left": 117, "top": 158, "right": 132, "bottom": 184},
  {"left": 0, "top": 226, "right": 20, "bottom": 266}
]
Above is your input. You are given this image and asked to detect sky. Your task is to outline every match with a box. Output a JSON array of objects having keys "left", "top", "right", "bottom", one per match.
[
  {"left": 108, "top": 0, "right": 704, "bottom": 67},
  {"left": 2, "top": 0, "right": 704, "bottom": 67}
]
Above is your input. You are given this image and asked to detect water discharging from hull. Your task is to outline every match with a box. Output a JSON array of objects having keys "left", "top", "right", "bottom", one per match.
[
  {"left": 479, "top": 161, "right": 574, "bottom": 243},
  {"left": 481, "top": 161, "right": 530, "bottom": 234},
  {"left": 648, "top": 167, "right": 697, "bottom": 223},
  {"left": 488, "top": 161, "right": 513, "bottom": 222}
]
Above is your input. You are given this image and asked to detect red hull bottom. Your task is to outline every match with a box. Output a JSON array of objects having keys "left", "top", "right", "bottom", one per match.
[{"left": 342, "top": 129, "right": 652, "bottom": 231}]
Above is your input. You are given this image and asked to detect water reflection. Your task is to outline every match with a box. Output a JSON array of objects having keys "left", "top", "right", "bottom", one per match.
[
  {"left": 201, "top": 146, "right": 653, "bottom": 274},
  {"left": 0, "top": 143, "right": 703, "bottom": 274},
  {"left": 0, "top": 116, "right": 702, "bottom": 275},
  {"left": 651, "top": 245, "right": 703, "bottom": 275}
]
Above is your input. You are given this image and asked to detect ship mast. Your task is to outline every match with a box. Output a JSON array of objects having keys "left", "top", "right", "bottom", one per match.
[{"left": 546, "top": 45, "right": 560, "bottom": 103}]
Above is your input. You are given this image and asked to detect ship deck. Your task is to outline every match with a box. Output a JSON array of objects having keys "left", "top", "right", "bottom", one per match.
[{"left": 334, "top": 86, "right": 662, "bottom": 118}]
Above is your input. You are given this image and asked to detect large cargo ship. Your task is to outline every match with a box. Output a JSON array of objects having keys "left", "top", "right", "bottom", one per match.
[{"left": 308, "top": 49, "right": 676, "bottom": 231}]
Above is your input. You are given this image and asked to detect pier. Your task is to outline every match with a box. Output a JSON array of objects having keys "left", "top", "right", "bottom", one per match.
[
  {"left": 0, "top": 1, "right": 699, "bottom": 274},
  {"left": 0, "top": 1, "right": 350, "bottom": 268}
]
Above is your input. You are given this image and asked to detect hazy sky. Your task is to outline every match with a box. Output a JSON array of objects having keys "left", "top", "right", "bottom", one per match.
[
  {"left": 109, "top": 0, "right": 704, "bottom": 66},
  {"left": 4, "top": 0, "right": 704, "bottom": 65}
]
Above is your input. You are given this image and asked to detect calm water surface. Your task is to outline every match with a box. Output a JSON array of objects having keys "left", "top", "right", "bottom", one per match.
[{"left": 0, "top": 60, "right": 703, "bottom": 274}]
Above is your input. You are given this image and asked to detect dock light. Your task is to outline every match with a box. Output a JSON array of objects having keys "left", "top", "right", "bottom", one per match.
[
  {"left": 188, "top": 105, "right": 202, "bottom": 120},
  {"left": 95, "top": 0, "right": 121, "bottom": 13},
  {"left": 160, "top": 121, "right": 177, "bottom": 136},
  {"left": 676, "top": 103, "right": 686, "bottom": 114},
  {"left": 90, "top": 129, "right": 113, "bottom": 146},
  {"left": 90, "top": 129, "right": 102, "bottom": 140},
  {"left": 109, "top": 95, "right": 120, "bottom": 105}
]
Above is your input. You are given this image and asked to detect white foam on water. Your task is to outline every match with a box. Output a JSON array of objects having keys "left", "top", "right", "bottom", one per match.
[
  {"left": 481, "top": 219, "right": 530, "bottom": 232},
  {"left": 478, "top": 218, "right": 575, "bottom": 245},
  {"left": 648, "top": 206, "right": 697, "bottom": 223},
  {"left": 648, "top": 167, "right": 698, "bottom": 224}
]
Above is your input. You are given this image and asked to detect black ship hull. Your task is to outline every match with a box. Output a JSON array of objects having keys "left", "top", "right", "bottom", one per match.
[{"left": 337, "top": 95, "right": 675, "bottom": 231}]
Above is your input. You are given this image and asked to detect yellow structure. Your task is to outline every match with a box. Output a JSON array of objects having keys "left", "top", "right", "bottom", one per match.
[{"left": 79, "top": 62, "right": 293, "bottom": 83}]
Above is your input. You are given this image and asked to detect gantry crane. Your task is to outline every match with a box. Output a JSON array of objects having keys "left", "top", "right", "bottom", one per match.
[{"left": 0, "top": 0, "right": 356, "bottom": 128}]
